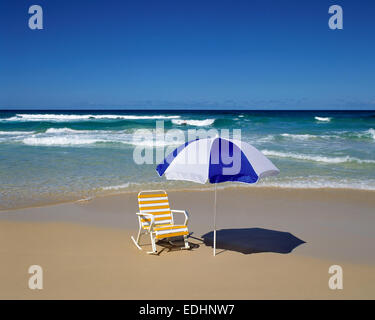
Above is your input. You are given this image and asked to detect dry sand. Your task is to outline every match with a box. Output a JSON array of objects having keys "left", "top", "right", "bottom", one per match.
[{"left": 0, "top": 187, "right": 374, "bottom": 299}]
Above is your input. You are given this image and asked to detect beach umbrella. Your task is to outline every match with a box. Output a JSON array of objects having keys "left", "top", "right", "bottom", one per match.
[{"left": 156, "top": 136, "right": 279, "bottom": 256}]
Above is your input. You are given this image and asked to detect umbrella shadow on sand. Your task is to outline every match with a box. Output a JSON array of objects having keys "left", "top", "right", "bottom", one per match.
[{"left": 201, "top": 228, "right": 305, "bottom": 255}]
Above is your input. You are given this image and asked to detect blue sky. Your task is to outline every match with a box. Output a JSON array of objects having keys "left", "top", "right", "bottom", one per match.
[{"left": 0, "top": 0, "right": 374, "bottom": 110}]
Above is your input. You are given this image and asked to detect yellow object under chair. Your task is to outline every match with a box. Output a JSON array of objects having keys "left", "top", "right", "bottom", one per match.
[{"left": 131, "top": 190, "right": 190, "bottom": 254}]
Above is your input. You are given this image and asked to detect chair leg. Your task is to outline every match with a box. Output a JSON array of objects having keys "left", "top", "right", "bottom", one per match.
[
  {"left": 136, "top": 227, "right": 142, "bottom": 243},
  {"left": 182, "top": 235, "right": 190, "bottom": 250},
  {"left": 147, "top": 233, "right": 157, "bottom": 254},
  {"left": 131, "top": 227, "right": 143, "bottom": 250}
]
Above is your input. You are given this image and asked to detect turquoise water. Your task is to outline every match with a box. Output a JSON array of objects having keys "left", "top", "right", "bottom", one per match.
[{"left": 0, "top": 110, "right": 374, "bottom": 209}]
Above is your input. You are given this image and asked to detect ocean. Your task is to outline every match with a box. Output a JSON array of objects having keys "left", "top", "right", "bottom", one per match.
[{"left": 0, "top": 110, "right": 374, "bottom": 210}]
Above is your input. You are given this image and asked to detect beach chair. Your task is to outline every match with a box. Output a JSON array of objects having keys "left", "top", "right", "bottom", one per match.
[{"left": 131, "top": 190, "right": 190, "bottom": 254}]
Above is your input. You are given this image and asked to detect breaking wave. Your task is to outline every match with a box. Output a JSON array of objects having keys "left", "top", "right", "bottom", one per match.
[
  {"left": 261, "top": 149, "right": 375, "bottom": 164},
  {"left": 22, "top": 136, "right": 106, "bottom": 146},
  {"left": 366, "top": 128, "right": 375, "bottom": 140},
  {"left": 3, "top": 114, "right": 181, "bottom": 122},
  {"left": 315, "top": 116, "right": 331, "bottom": 122},
  {"left": 0, "top": 130, "right": 35, "bottom": 135},
  {"left": 45, "top": 128, "right": 93, "bottom": 134},
  {"left": 280, "top": 133, "right": 316, "bottom": 140},
  {"left": 20, "top": 128, "right": 184, "bottom": 147}
]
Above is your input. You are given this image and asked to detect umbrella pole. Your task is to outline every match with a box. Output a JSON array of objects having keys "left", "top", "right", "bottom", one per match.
[{"left": 213, "top": 183, "right": 217, "bottom": 256}]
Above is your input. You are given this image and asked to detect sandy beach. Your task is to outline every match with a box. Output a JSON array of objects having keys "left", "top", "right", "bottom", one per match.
[{"left": 0, "top": 187, "right": 374, "bottom": 299}]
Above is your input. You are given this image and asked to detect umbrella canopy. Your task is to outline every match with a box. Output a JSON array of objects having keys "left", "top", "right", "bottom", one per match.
[{"left": 156, "top": 136, "right": 279, "bottom": 255}]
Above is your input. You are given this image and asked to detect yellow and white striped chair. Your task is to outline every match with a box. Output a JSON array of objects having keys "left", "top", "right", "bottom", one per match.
[{"left": 131, "top": 190, "right": 190, "bottom": 254}]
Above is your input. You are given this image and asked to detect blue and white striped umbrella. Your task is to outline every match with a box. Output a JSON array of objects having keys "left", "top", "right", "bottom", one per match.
[{"left": 156, "top": 136, "right": 280, "bottom": 256}]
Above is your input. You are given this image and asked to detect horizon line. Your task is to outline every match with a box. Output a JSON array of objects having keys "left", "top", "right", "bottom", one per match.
[{"left": 0, "top": 108, "right": 374, "bottom": 112}]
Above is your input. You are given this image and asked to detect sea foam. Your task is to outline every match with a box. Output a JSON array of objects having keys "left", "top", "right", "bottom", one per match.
[
  {"left": 280, "top": 133, "right": 316, "bottom": 140},
  {"left": 22, "top": 136, "right": 106, "bottom": 146},
  {"left": 102, "top": 183, "right": 130, "bottom": 191},
  {"left": 262, "top": 149, "right": 375, "bottom": 164}
]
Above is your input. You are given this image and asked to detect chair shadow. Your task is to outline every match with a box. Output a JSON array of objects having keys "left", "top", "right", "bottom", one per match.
[
  {"left": 156, "top": 234, "right": 200, "bottom": 255},
  {"left": 201, "top": 228, "right": 305, "bottom": 255}
]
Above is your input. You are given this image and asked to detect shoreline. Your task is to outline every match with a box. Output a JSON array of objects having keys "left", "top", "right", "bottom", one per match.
[{"left": 2, "top": 184, "right": 375, "bottom": 212}]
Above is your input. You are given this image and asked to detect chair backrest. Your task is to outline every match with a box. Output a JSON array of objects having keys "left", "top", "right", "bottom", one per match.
[{"left": 138, "top": 190, "right": 173, "bottom": 229}]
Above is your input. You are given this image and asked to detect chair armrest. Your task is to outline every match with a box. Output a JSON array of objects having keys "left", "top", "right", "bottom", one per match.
[
  {"left": 136, "top": 212, "right": 155, "bottom": 229},
  {"left": 171, "top": 209, "right": 189, "bottom": 226}
]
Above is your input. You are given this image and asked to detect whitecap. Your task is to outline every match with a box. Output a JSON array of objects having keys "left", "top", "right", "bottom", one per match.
[
  {"left": 171, "top": 119, "right": 215, "bottom": 126},
  {"left": 315, "top": 116, "right": 331, "bottom": 122}
]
